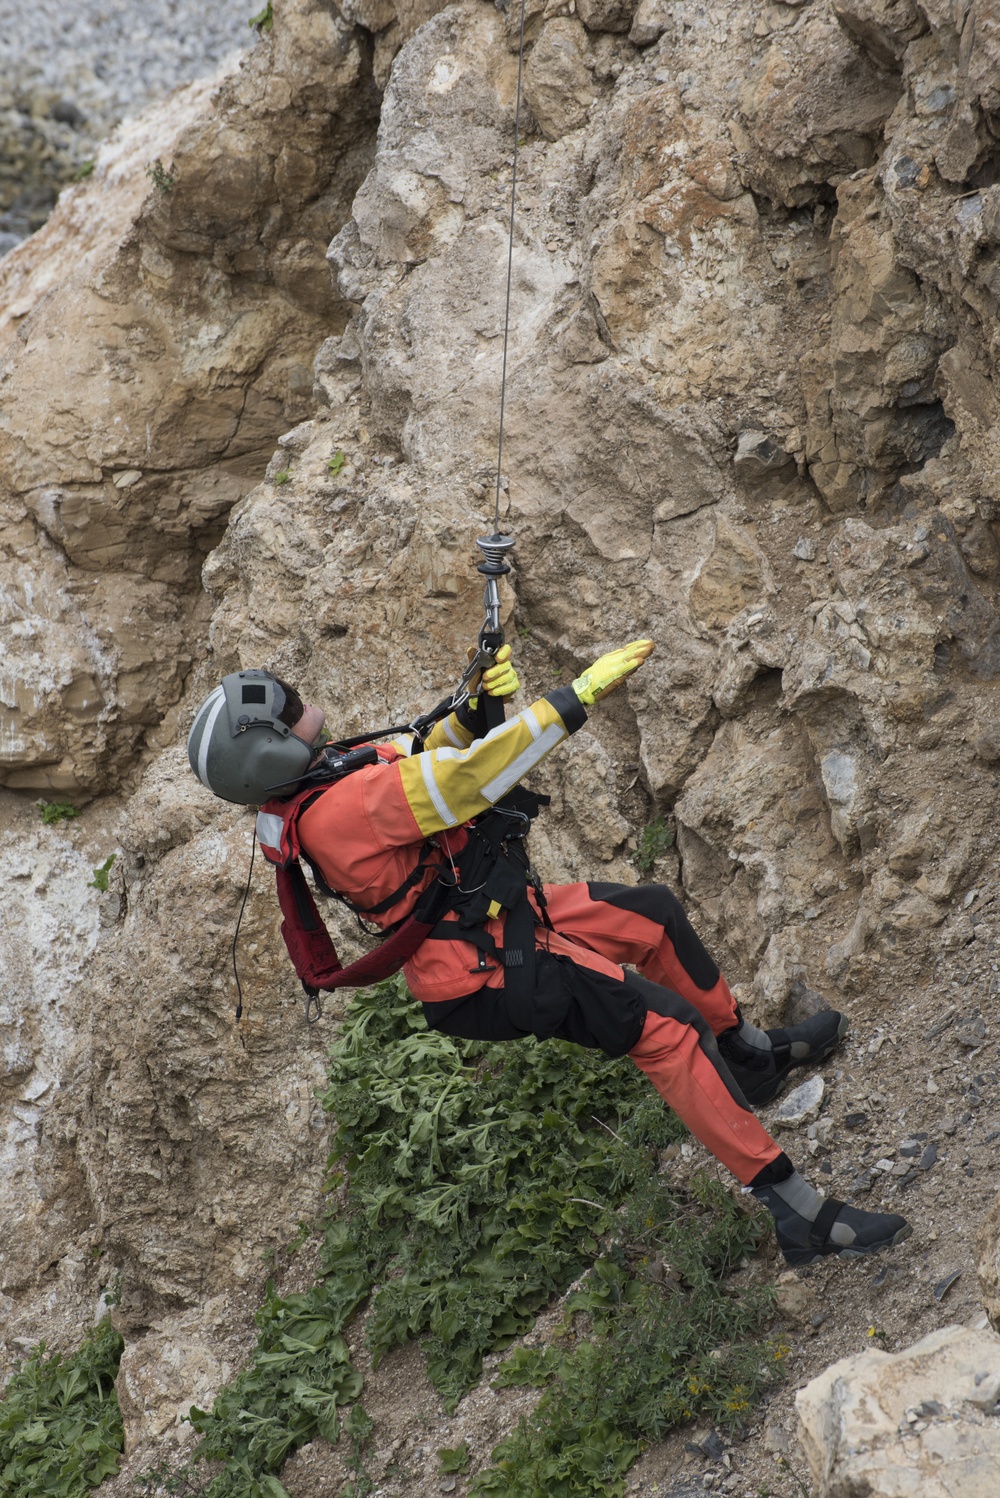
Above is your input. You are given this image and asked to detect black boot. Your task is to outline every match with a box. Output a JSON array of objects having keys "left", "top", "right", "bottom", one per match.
[
  {"left": 752, "top": 1182, "right": 911, "bottom": 1268},
  {"left": 719, "top": 1010, "right": 849, "bottom": 1106}
]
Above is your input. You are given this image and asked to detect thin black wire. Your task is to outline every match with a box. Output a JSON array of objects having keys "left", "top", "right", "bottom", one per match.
[
  {"left": 493, "top": 0, "right": 528, "bottom": 536},
  {"left": 232, "top": 825, "right": 257, "bottom": 1023}
]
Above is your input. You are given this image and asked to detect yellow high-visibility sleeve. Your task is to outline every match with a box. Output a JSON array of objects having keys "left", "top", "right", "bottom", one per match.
[
  {"left": 384, "top": 709, "right": 476, "bottom": 760},
  {"left": 396, "top": 686, "right": 587, "bottom": 837}
]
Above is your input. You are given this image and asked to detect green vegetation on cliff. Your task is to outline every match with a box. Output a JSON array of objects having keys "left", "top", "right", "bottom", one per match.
[
  {"left": 0, "top": 1318, "right": 124, "bottom": 1497},
  {"left": 186, "top": 977, "right": 779, "bottom": 1496},
  {"left": 0, "top": 978, "right": 779, "bottom": 1497}
]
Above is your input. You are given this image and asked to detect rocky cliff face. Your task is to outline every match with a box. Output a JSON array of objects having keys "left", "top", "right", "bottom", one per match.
[{"left": 5, "top": 0, "right": 1000, "bottom": 1485}]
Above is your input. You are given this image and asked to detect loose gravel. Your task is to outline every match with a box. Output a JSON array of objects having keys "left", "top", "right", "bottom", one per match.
[{"left": 0, "top": 0, "right": 257, "bottom": 243}]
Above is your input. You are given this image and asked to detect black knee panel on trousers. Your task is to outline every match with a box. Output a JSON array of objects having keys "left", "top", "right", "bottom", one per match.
[
  {"left": 587, "top": 882, "right": 721, "bottom": 991},
  {"left": 635, "top": 973, "right": 752, "bottom": 1110}
]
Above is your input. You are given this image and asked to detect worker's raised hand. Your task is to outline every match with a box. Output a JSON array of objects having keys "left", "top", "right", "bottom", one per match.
[
  {"left": 482, "top": 644, "right": 519, "bottom": 698},
  {"left": 467, "top": 643, "right": 520, "bottom": 709},
  {"left": 572, "top": 639, "right": 655, "bottom": 706}
]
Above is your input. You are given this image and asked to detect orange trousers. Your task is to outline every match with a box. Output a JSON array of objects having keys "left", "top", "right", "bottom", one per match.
[
  {"left": 534, "top": 883, "right": 782, "bottom": 1185},
  {"left": 424, "top": 881, "right": 784, "bottom": 1186}
]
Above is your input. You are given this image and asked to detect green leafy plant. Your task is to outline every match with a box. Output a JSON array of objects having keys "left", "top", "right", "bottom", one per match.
[
  {"left": 89, "top": 854, "right": 117, "bottom": 892},
  {"left": 38, "top": 800, "right": 80, "bottom": 825},
  {"left": 134, "top": 1460, "right": 206, "bottom": 1494},
  {"left": 342, "top": 1404, "right": 375, "bottom": 1496},
  {"left": 273, "top": 470, "right": 291, "bottom": 487},
  {"left": 439, "top": 1441, "right": 471, "bottom": 1473},
  {"left": 635, "top": 816, "right": 675, "bottom": 875},
  {"left": 327, "top": 450, "right": 346, "bottom": 475},
  {"left": 0, "top": 1318, "right": 124, "bottom": 1497},
  {"left": 472, "top": 1176, "right": 775, "bottom": 1495},
  {"left": 145, "top": 158, "right": 176, "bottom": 194},
  {"left": 248, "top": 1, "right": 273, "bottom": 31},
  {"left": 72, "top": 160, "right": 95, "bottom": 181},
  {"left": 186, "top": 977, "right": 778, "bottom": 1495}
]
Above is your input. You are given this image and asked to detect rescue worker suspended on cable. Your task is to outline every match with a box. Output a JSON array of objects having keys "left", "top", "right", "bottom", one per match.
[{"left": 187, "top": 640, "right": 911, "bottom": 1269}]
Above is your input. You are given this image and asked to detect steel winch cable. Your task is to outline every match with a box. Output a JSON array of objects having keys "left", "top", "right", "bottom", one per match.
[
  {"left": 493, "top": 0, "right": 528, "bottom": 537},
  {"left": 231, "top": 1, "right": 531, "bottom": 1027}
]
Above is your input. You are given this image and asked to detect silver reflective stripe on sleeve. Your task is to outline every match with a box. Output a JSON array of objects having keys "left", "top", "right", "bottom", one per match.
[
  {"left": 256, "top": 811, "right": 286, "bottom": 857},
  {"left": 481, "top": 722, "right": 565, "bottom": 803},
  {"left": 421, "top": 752, "right": 459, "bottom": 827}
]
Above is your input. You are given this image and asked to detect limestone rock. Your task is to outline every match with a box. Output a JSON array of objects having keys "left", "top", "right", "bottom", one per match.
[
  {"left": 524, "top": 19, "right": 598, "bottom": 142},
  {"left": 676, "top": 716, "right": 846, "bottom": 962},
  {"left": 977, "top": 1192, "right": 1000, "bottom": 1330},
  {"left": 0, "top": 792, "right": 121, "bottom": 1298},
  {"left": 576, "top": 0, "right": 635, "bottom": 34},
  {"left": 773, "top": 1075, "right": 825, "bottom": 1127},
  {"left": 0, "top": 0, "right": 382, "bottom": 795},
  {"left": 775, "top": 1268, "right": 819, "bottom": 1328},
  {"left": 833, "top": 0, "right": 928, "bottom": 69},
  {"left": 734, "top": 13, "right": 902, "bottom": 206},
  {"left": 796, "top": 1325, "right": 1000, "bottom": 1497},
  {"left": 115, "top": 1299, "right": 235, "bottom": 1450},
  {"left": 629, "top": 0, "right": 669, "bottom": 46},
  {"left": 801, "top": 173, "right": 952, "bottom": 513}
]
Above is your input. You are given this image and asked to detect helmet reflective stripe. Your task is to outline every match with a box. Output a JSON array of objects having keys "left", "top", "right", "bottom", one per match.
[
  {"left": 196, "top": 688, "right": 228, "bottom": 791},
  {"left": 188, "top": 685, "right": 223, "bottom": 746}
]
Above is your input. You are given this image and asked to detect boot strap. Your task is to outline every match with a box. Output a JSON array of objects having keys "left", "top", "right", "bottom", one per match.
[{"left": 809, "top": 1196, "right": 845, "bottom": 1249}]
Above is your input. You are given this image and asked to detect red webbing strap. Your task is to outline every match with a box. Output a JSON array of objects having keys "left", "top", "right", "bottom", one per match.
[
  {"left": 323, "top": 917, "right": 435, "bottom": 990},
  {"left": 274, "top": 863, "right": 434, "bottom": 994}
]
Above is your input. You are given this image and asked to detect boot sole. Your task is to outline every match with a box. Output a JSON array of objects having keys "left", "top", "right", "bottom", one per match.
[{"left": 781, "top": 1221, "right": 912, "bottom": 1268}]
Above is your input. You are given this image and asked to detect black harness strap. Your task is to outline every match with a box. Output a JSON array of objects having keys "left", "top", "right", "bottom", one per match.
[{"left": 425, "top": 788, "right": 550, "bottom": 1023}]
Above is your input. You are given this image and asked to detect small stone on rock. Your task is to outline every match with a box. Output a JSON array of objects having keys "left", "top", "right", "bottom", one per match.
[
  {"left": 773, "top": 1075, "right": 824, "bottom": 1127},
  {"left": 808, "top": 1116, "right": 835, "bottom": 1145},
  {"left": 934, "top": 1270, "right": 962, "bottom": 1302},
  {"left": 733, "top": 429, "right": 794, "bottom": 480},
  {"left": 956, "top": 1015, "right": 987, "bottom": 1047},
  {"left": 925, "top": 1007, "right": 956, "bottom": 1040},
  {"left": 968, "top": 1369, "right": 1000, "bottom": 1408},
  {"left": 793, "top": 537, "right": 816, "bottom": 561},
  {"left": 700, "top": 1430, "right": 726, "bottom": 1461}
]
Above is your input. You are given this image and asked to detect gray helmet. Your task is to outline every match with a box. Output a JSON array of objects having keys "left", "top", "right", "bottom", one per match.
[{"left": 187, "top": 670, "right": 313, "bottom": 805}]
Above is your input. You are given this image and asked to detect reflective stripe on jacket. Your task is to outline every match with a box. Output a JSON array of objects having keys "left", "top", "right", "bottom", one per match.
[{"left": 261, "top": 687, "right": 587, "bottom": 1002}]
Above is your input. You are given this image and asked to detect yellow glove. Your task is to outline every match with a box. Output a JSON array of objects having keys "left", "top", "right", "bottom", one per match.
[
  {"left": 572, "top": 639, "right": 655, "bottom": 705},
  {"left": 482, "top": 644, "right": 519, "bottom": 697},
  {"left": 468, "top": 644, "right": 520, "bottom": 709}
]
